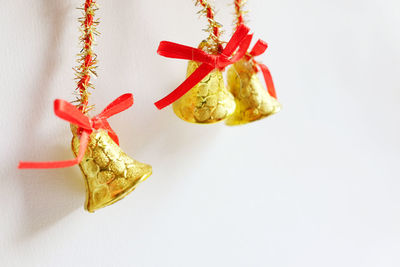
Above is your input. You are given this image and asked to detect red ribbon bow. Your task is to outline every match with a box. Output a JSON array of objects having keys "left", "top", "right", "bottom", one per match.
[
  {"left": 247, "top": 39, "right": 277, "bottom": 99},
  {"left": 154, "top": 24, "right": 253, "bottom": 109},
  {"left": 18, "top": 93, "right": 134, "bottom": 169}
]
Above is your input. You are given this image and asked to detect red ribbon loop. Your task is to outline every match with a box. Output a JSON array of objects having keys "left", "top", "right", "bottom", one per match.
[
  {"left": 250, "top": 39, "right": 268, "bottom": 57},
  {"left": 154, "top": 24, "right": 252, "bottom": 110},
  {"left": 18, "top": 93, "right": 134, "bottom": 169},
  {"left": 248, "top": 39, "right": 277, "bottom": 99}
]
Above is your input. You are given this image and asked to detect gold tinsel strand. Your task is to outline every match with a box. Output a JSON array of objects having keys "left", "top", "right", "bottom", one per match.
[
  {"left": 74, "top": 0, "right": 100, "bottom": 114},
  {"left": 233, "top": 0, "right": 248, "bottom": 28},
  {"left": 195, "top": 0, "right": 223, "bottom": 53}
]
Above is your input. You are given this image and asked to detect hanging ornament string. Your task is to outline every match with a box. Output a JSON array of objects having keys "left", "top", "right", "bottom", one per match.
[
  {"left": 234, "top": 0, "right": 246, "bottom": 28},
  {"left": 75, "top": 0, "right": 99, "bottom": 114},
  {"left": 233, "top": 0, "right": 278, "bottom": 99},
  {"left": 196, "top": 0, "right": 223, "bottom": 54}
]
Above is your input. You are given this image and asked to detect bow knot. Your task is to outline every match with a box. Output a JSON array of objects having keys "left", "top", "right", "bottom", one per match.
[
  {"left": 19, "top": 93, "right": 134, "bottom": 169},
  {"left": 90, "top": 115, "right": 106, "bottom": 131},
  {"left": 210, "top": 54, "right": 231, "bottom": 70},
  {"left": 154, "top": 24, "right": 253, "bottom": 110}
]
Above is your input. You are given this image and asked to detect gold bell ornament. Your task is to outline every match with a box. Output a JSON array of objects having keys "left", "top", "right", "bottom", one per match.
[
  {"left": 226, "top": 57, "right": 280, "bottom": 125},
  {"left": 154, "top": 0, "right": 253, "bottom": 124},
  {"left": 226, "top": 0, "right": 281, "bottom": 125},
  {"left": 73, "top": 133, "right": 151, "bottom": 212},
  {"left": 71, "top": 121, "right": 152, "bottom": 212},
  {"left": 19, "top": 0, "right": 152, "bottom": 212},
  {"left": 172, "top": 52, "right": 236, "bottom": 124}
]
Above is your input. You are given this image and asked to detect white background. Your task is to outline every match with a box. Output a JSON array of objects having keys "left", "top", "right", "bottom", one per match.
[{"left": 1, "top": 0, "right": 400, "bottom": 266}]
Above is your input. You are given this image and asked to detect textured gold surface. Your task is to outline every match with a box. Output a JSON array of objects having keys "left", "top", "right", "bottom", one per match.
[
  {"left": 226, "top": 59, "right": 281, "bottom": 125},
  {"left": 172, "top": 60, "right": 236, "bottom": 124},
  {"left": 71, "top": 126, "right": 152, "bottom": 213}
]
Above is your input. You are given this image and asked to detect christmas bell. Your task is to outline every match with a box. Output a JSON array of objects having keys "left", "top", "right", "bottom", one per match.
[
  {"left": 226, "top": 58, "right": 280, "bottom": 125},
  {"left": 172, "top": 41, "right": 236, "bottom": 124},
  {"left": 18, "top": 0, "right": 153, "bottom": 213},
  {"left": 71, "top": 125, "right": 152, "bottom": 213}
]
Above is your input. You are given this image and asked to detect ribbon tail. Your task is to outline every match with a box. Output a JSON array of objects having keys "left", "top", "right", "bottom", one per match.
[
  {"left": 154, "top": 63, "right": 214, "bottom": 109},
  {"left": 258, "top": 63, "right": 277, "bottom": 99},
  {"left": 18, "top": 159, "right": 79, "bottom": 169},
  {"left": 250, "top": 39, "right": 268, "bottom": 57},
  {"left": 98, "top": 93, "right": 134, "bottom": 119},
  {"left": 18, "top": 131, "right": 90, "bottom": 169}
]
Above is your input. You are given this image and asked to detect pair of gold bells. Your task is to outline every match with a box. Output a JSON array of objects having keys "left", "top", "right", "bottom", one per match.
[{"left": 173, "top": 54, "right": 281, "bottom": 125}]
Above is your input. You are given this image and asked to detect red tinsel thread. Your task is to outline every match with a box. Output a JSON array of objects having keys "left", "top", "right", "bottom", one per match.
[{"left": 75, "top": 0, "right": 98, "bottom": 113}]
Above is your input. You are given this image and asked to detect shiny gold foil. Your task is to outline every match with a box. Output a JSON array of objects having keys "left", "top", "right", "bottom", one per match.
[
  {"left": 172, "top": 43, "right": 236, "bottom": 124},
  {"left": 71, "top": 125, "right": 152, "bottom": 213},
  {"left": 226, "top": 59, "right": 281, "bottom": 126}
]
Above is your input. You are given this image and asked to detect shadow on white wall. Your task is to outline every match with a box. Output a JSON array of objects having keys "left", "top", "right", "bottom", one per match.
[{"left": 15, "top": 0, "right": 83, "bottom": 240}]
